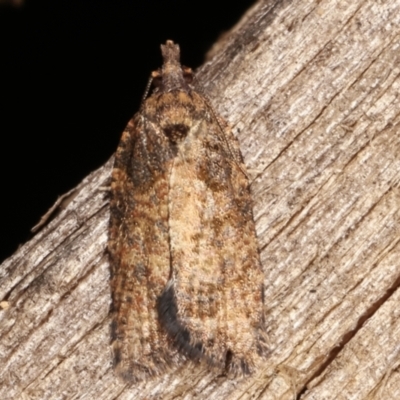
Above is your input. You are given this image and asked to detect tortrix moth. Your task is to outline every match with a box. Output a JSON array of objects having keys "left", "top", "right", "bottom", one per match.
[{"left": 109, "top": 40, "right": 267, "bottom": 381}]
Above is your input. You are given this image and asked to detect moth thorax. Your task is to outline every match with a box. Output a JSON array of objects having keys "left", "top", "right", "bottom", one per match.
[{"left": 163, "top": 123, "right": 190, "bottom": 144}]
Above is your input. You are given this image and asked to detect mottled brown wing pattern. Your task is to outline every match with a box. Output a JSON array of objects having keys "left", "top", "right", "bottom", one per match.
[
  {"left": 109, "top": 40, "right": 267, "bottom": 382},
  {"left": 109, "top": 116, "right": 180, "bottom": 381}
]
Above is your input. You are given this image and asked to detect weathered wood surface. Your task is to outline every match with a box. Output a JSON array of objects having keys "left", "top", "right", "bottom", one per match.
[{"left": 1, "top": 0, "right": 400, "bottom": 399}]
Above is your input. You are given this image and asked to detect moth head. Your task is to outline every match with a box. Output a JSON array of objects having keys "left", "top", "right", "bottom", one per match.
[
  {"left": 151, "top": 66, "right": 193, "bottom": 92},
  {"left": 156, "top": 40, "right": 194, "bottom": 93}
]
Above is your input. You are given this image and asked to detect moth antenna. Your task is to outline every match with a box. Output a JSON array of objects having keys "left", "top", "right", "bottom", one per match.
[
  {"left": 140, "top": 75, "right": 154, "bottom": 108},
  {"left": 191, "top": 74, "right": 248, "bottom": 178},
  {"left": 202, "top": 93, "right": 249, "bottom": 179}
]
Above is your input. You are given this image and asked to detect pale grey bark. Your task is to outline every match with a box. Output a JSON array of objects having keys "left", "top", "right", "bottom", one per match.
[{"left": 1, "top": 0, "right": 400, "bottom": 399}]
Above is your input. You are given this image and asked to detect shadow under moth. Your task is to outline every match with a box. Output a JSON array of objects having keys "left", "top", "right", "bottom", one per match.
[{"left": 109, "top": 40, "right": 267, "bottom": 382}]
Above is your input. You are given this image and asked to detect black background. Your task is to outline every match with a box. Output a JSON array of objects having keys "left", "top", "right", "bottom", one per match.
[{"left": 0, "top": 0, "right": 255, "bottom": 263}]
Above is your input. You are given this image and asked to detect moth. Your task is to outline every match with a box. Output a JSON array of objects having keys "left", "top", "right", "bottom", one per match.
[{"left": 109, "top": 40, "right": 267, "bottom": 382}]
